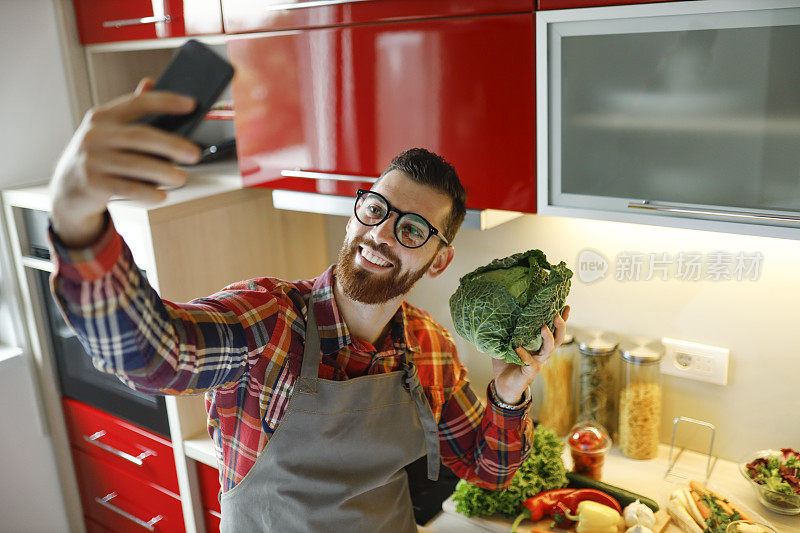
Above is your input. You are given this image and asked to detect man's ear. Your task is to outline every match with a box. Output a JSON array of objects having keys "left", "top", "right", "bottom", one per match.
[{"left": 427, "top": 245, "right": 455, "bottom": 278}]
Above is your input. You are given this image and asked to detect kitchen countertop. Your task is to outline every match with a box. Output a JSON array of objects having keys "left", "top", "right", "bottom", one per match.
[{"left": 421, "top": 443, "right": 800, "bottom": 532}]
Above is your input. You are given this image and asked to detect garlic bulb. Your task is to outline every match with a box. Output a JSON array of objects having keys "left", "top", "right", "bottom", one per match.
[
  {"left": 626, "top": 526, "right": 654, "bottom": 533},
  {"left": 623, "top": 499, "right": 656, "bottom": 528}
]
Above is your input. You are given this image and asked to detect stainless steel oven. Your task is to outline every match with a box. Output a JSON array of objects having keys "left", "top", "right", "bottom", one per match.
[{"left": 21, "top": 208, "right": 170, "bottom": 437}]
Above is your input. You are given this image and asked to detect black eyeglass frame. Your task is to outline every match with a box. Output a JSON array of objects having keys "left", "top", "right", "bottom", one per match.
[{"left": 354, "top": 189, "right": 451, "bottom": 248}]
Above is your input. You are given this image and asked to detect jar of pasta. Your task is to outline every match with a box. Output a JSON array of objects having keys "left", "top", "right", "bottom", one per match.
[
  {"left": 574, "top": 330, "right": 621, "bottom": 437},
  {"left": 618, "top": 337, "right": 664, "bottom": 460},
  {"left": 539, "top": 327, "right": 580, "bottom": 436}
]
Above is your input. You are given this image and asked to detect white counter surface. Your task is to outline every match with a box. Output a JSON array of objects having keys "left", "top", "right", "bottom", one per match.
[{"left": 421, "top": 444, "right": 800, "bottom": 533}]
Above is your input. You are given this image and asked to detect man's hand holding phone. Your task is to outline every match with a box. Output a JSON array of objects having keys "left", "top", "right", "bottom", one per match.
[{"left": 49, "top": 79, "right": 202, "bottom": 248}]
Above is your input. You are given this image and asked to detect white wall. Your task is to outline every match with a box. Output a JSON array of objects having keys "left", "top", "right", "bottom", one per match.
[
  {"left": 0, "top": 1, "right": 75, "bottom": 531},
  {"left": 324, "top": 211, "right": 800, "bottom": 463}
]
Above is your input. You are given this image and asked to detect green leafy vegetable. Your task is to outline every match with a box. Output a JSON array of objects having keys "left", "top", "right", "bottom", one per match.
[
  {"left": 449, "top": 250, "right": 572, "bottom": 365},
  {"left": 451, "top": 425, "right": 568, "bottom": 518}
]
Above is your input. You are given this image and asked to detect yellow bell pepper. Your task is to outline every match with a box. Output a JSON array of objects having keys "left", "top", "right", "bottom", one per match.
[{"left": 567, "top": 500, "right": 622, "bottom": 533}]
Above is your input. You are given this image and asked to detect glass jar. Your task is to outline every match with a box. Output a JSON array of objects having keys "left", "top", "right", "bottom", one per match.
[
  {"left": 539, "top": 327, "right": 579, "bottom": 436},
  {"left": 574, "top": 330, "right": 621, "bottom": 436},
  {"left": 618, "top": 337, "right": 664, "bottom": 460}
]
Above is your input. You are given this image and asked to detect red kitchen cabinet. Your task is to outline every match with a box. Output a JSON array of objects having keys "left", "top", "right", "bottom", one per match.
[
  {"left": 63, "top": 398, "right": 184, "bottom": 532},
  {"left": 228, "top": 13, "right": 536, "bottom": 212},
  {"left": 196, "top": 461, "right": 222, "bottom": 532},
  {"left": 63, "top": 397, "right": 179, "bottom": 494},
  {"left": 73, "top": 0, "right": 223, "bottom": 44},
  {"left": 222, "top": 0, "right": 533, "bottom": 34},
  {"left": 538, "top": 0, "right": 676, "bottom": 8},
  {"left": 72, "top": 447, "right": 185, "bottom": 532}
]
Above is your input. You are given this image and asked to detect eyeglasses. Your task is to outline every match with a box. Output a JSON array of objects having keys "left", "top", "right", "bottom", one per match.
[{"left": 354, "top": 189, "right": 450, "bottom": 249}]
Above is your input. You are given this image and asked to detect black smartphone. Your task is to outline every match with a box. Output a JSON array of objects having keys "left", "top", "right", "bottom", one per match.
[{"left": 137, "top": 39, "right": 234, "bottom": 138}]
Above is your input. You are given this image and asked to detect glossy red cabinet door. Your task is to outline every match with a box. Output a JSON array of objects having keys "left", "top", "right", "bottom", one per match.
[
  {"left": 538, "top": 0, "right": 676, "bottom": 8},
  {"left": 63, "top": 397, "right": 179, "bottom": 494},
  {"left": 72, "top": 448, "right": 185, "bottom": 532},
  {"left": 228, "top": 13, "right": 535, "bottom": 212},
  {"left": 222, "top": 0, "right": 533, "bottom": 34},
  {"left": 73, "top": 0, "right": 223, "bottom": 44},
  {"left": 196, "top": 461, "right": 222, "bottom": 513}
]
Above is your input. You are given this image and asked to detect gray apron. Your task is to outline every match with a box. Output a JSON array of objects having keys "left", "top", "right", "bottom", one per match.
[{"left": 219, "top": 295, "right": 441, "bottom": 532}]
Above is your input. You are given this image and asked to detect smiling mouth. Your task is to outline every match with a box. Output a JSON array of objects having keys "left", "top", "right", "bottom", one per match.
[{"left": 359, "top": 246, "right": 394, "bottom": 268}]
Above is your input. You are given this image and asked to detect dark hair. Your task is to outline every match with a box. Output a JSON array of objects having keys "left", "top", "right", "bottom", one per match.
[{"left": 380, "top": 148, "right": 467, "bottom": 243}]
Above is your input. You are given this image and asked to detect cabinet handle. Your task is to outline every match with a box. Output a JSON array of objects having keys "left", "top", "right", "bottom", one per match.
[
  {"left": 263, "top": 0, "right": 369, "bottom": 11},
  {"left": 95, "top": 492, "right": 164, "bottom": 531},
  {"left": 627, "top": 200, "right": 800, "bottom": 224},
  {"left": 103, "top": 15, "right": 171, "bottom": 29},
  {"left": 281, "top": 169, "right": 378, "bottom": 183},
  {"left": 83, "top": 430, "right": 155, "bottom": 466}
]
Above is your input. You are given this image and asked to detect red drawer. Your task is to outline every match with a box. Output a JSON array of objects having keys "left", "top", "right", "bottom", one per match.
[
  {"left": 63, "top": 398, "right": 179, "bottom": 494},
  {"left": 205, "top": 509, "right": 221, "bottom": 532},
  {"left": 195, "top": 461, "right": 222, "bottom": 513},
  {"left": 73, "top": 447, "right": 185, "bottom": 533},
  {"left": 73, "top": 0, "right": 186, "bottom": 44},
  {"left": 72, "top": 0, "right": 223, "bottom": 44}
]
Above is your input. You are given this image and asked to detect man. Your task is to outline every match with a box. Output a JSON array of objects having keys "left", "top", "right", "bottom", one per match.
[{"left": 49, "top": 80, "right": 570, "bottom": 532}]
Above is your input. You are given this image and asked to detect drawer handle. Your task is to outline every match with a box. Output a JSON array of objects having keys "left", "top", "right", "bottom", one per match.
[
  {"left": 627, "top": 200, "right": 800, "bottom": 223},
  {"left": 96, "top": 492, "right": 164, "bottom": 531},
  {"left": 103, "top": 15, "right": 171, "bottom": 29},
  {"left": 83, "top": 430, "right": 155, "bottom": 466},
  {"left": 281, "top": 169, "right": 378, "bottom": 183}
]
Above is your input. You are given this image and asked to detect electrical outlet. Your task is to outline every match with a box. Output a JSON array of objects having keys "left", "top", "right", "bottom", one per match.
[{"left": 659, "top": 337, "right": 729, "bottom": 385}]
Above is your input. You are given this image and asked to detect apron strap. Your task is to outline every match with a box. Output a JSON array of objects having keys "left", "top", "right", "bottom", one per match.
[
  {"left": 403, "top": 361, "right": 441, "bottom": 481},
  {"left": 299, "top": 296, "right": 322, "bottom": 381}
]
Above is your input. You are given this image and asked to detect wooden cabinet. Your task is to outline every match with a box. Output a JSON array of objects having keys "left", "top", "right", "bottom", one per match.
[
  {"left": 228, "top": 12, "right": 536, "bottom": 213},
  {"left": 73, "top": 0, "right": 224, "bottom": 44},
  {"left": 3, "top": 180, "right": 329, "bottom": 533}
]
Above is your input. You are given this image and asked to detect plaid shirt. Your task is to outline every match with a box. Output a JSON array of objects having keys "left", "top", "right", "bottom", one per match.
[{"left": 49, "top": 214, "right": 533, "bottom": 493}]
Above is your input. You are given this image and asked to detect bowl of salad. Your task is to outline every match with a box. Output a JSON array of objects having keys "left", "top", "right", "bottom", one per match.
[{"left": 740, "top": 448, "right": 800, "bottom": 515}]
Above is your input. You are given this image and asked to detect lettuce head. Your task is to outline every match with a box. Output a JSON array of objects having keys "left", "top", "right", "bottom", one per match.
[{"left": 449, "top": 250, "right": 572, "bottom": 365}]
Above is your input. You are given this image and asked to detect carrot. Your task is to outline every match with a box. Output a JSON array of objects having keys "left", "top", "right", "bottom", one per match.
[
  {"left": 689, "top": 489, "right": 711, "bottom": 520},
  {"left": 690, "top": 480, "right": 752, "bottom": 521}
]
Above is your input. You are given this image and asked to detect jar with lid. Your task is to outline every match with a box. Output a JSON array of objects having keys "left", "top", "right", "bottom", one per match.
[
  {"left": 574, "top": 330, "right": 621, "bottom": 436},
  {"left": 618, "top": 337, "right": 664, "bottom": 460},
  {"left": 539, "top": 327, "right": 580, "bottom": 436}
]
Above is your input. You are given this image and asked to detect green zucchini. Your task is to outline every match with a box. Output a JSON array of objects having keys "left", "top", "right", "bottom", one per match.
[{"left": 566, "top": 472, "right": 660, "bottom": 512}]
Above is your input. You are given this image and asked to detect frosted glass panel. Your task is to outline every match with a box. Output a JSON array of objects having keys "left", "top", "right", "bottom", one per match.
[{"left": 557, "top": 17, "right": 800, "bottom": 211}]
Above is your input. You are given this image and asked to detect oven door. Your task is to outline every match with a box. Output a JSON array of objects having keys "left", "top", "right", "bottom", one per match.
[{"left": 34, "top": 268, "right": 170, "bottom": 437}]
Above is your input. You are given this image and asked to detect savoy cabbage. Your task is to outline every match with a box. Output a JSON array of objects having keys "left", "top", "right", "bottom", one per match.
[{"left": 449, "top": 250, "right": 572, "bottom": 365}]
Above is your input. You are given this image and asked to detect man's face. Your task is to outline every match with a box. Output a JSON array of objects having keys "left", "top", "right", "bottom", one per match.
[{"left": 336, "top": 170, "right": 452, "bottom": 305}]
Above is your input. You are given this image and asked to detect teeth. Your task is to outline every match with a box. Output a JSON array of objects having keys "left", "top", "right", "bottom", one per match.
[{"left": 361, "top": 247, "right": 391, "bottom": 267}]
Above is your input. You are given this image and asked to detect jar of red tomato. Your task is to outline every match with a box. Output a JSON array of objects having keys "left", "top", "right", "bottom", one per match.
[{"left": 568, "top": 421, "right": 611, "bottom": 480}]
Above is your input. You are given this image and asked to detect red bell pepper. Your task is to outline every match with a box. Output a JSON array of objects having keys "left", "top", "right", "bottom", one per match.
[{"left": 510, "top": 488, "right": 622, "bottom": 532}]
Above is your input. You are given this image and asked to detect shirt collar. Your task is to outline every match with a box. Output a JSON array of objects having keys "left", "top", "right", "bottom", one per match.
[{"left": 311, "top": 266, "right": 421, "bottom": 356}]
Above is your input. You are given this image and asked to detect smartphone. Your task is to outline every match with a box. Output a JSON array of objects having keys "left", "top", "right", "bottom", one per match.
[{"left": 137, "top": 39, "right": 234, "bottom": 138}]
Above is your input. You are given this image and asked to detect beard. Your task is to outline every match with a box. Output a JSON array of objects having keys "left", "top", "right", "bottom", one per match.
[{"left": 335, "top": 235, "right": 435, "bottom": 304}]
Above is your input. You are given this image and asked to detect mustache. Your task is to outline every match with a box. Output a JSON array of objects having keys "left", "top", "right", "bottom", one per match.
[{"left": 352, "top": 236, "right": 399, "bottom": 265}]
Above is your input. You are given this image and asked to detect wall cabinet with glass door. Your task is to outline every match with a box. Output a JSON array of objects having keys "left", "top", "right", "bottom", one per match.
[{"left": 537, "top": 0, "right": 800, "bottom": 240}]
